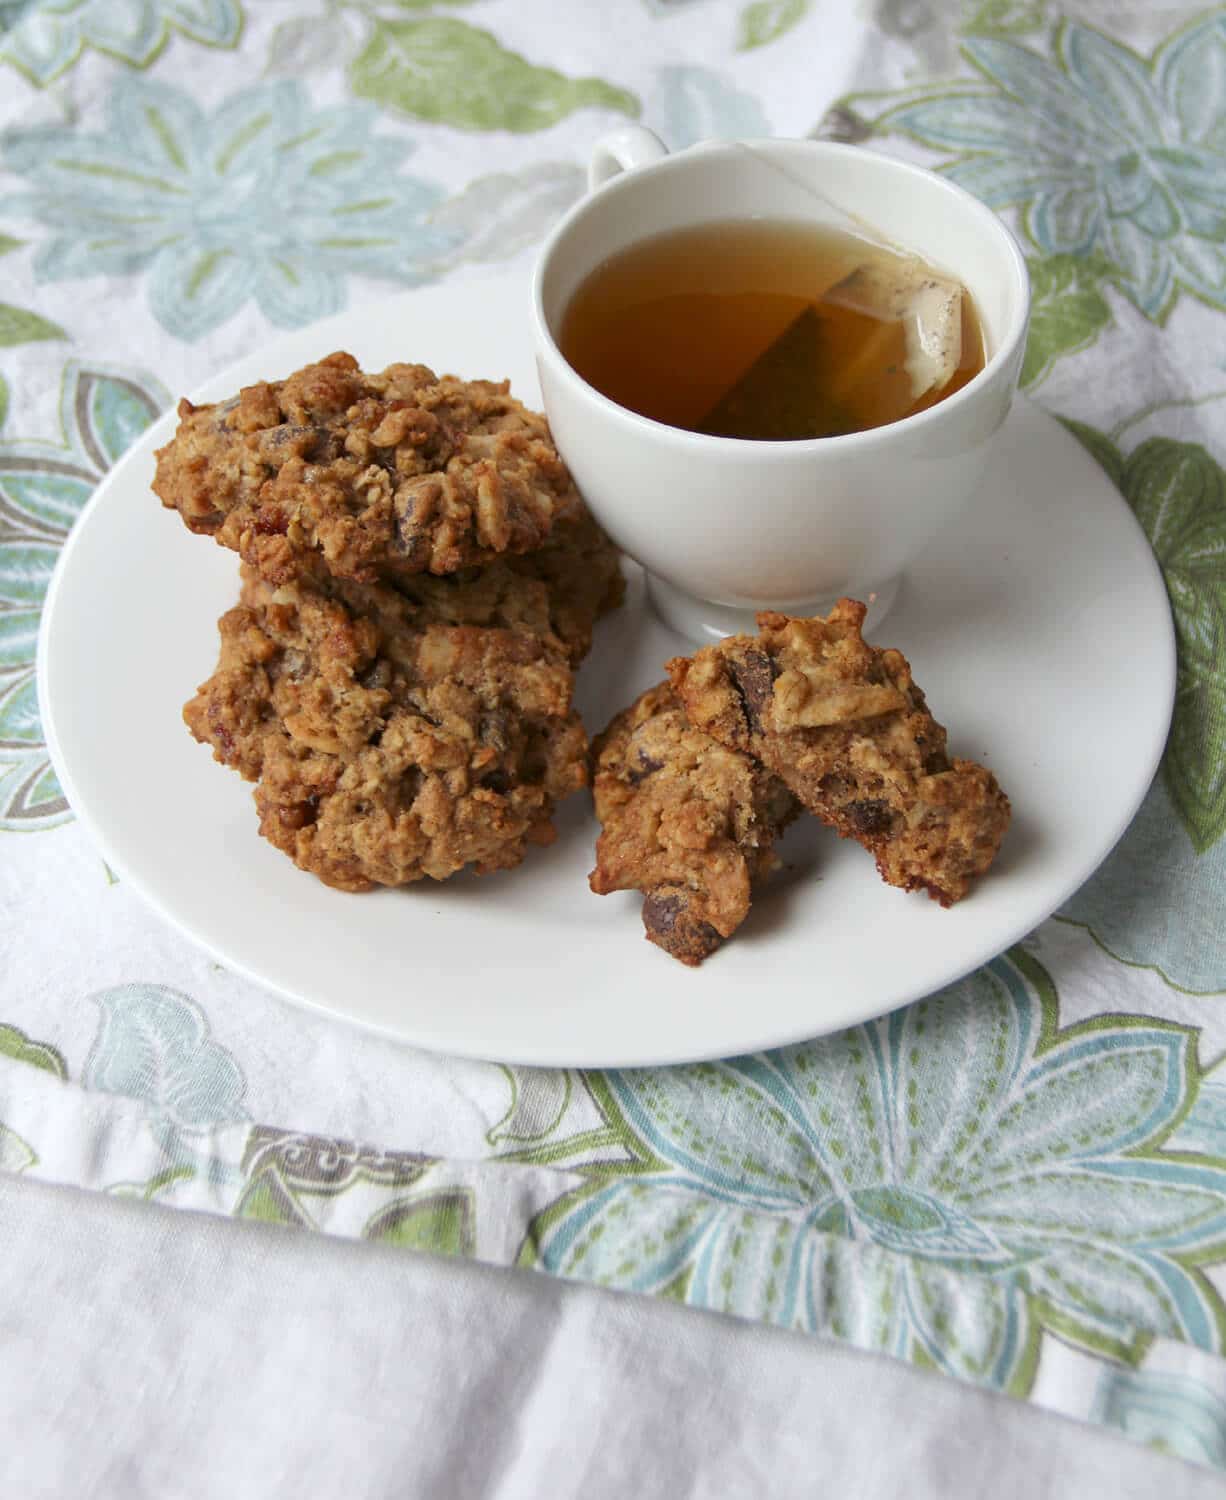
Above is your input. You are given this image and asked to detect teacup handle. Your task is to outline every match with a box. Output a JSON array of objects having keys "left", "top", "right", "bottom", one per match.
[{"left": 588, "top": 126, "right": 669, "bottom": 191}]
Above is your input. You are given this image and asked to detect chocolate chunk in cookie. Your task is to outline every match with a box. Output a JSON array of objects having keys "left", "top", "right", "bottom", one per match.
[
  {"left": 590, "top": 683, "right": 799, "bottom": 965},
  {"left": 668, "top": 601, "right": 1010, "bottom": 906},
  {"left": 154, "top": 351, "right": 582, "bottom": 585}
]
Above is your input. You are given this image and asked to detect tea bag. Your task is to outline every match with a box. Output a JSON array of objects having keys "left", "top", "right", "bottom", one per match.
[
  {"left": 696, "top": 306, "right": 851, "bottom": 441},
  {"left": 826, "top": 259, "right": 963, "bottom": 402},
  {"left": 720, "top": 145, "right": 965, "bottom": 402}
]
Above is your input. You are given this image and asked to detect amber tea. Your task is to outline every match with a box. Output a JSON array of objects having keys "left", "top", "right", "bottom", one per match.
[{"left": 559, "top": 219, "right": 986, "bottom": 441}]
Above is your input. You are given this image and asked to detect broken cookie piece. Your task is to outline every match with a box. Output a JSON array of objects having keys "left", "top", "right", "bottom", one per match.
[
  {"left": 153, "top": 351, "right": 581, "bottom": 585},
  {"left": 668, "top": 601, "right": 1009, "bottom": 906},
  {"left": 590, "top": 683, "right": 799, "bottom": 965}
]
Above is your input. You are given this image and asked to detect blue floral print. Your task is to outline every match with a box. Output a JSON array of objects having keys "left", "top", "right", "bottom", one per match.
[{"left": 2, "top": 77, "right": 458, "bottom": 340}]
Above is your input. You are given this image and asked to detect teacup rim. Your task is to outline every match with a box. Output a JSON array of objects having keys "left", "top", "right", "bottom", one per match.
[{"left": 531, "top": 136, "right": 1031, "bottom": 455}]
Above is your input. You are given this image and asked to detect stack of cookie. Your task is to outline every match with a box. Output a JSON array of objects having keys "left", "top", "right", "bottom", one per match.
[
  {"left": 589, "top": 601, "right": 1011, "bottom": 966},
  {"left": 154, "top": 351, "right": 622, "bottom": 892}
]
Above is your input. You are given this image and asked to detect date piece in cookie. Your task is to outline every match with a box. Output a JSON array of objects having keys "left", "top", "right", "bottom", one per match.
[
  {"left": 154, "top": 351, "right": 581, "bottom": 584},
  {"left": 668, "top": 601, "right": 1009, "bottom": 906},
  {"left": 185, "top": 575, "right": 588, "bottom": 892},
  {"left": 590, "top": 683, "right": 799, "bottom": 965}
]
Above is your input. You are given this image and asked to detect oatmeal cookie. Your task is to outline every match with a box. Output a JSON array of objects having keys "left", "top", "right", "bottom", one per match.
[
  {"left": 381, "top": 504, "right": 622, "bottom": 665},
  {"left": 590, "top": 683, "right": 799, "bottom": 965},
  {"left": 668, "top": 602, "right": 1009, "bottom": 905},
  {"left": 186, "top": 574, "right": 588, "bottom": 891},
  {"left": 508, "top": 505, "right": 625, "bottom": 664},
  {"left": 154, "top": 351, "right": 581, "bottom": 584},
  {"left": 243, "top": 503, "right": 623, "bottom": 669}
]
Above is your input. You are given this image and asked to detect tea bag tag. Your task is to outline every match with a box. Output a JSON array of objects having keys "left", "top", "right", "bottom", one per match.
[
  {"left": 828, "top": 262, "right": 963, "bottom": 401},
  {"left": 902, "top": 279, "right": 962, "bottom": 399}
]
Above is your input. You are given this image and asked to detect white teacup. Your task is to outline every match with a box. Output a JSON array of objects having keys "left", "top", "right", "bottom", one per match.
[{"left": 531, "top": 128, "right": 1030, "bottom": 640}]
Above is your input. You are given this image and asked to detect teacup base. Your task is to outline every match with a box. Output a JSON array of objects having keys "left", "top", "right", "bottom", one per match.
[{"left": 646, "top": 572, "right": 901, "bottom": 644}]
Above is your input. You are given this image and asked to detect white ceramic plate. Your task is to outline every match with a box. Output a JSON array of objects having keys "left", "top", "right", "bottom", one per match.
[{"left": 39, "top": 270, "right": 1174, "bottom": 1067}]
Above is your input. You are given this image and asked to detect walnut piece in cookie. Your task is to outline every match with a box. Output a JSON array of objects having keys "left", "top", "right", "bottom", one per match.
[
  {"left": 590, "top": 683, "right": 799, "bottom": 965},
  {"left": 185, "top": 574, "right": 588, "bottom": 891},
  {"left": 153, "top": 351, "right": 581, "bottom": 584},
  {"left": 668, "top": 601, "right": 1010, "bottom": 906}
]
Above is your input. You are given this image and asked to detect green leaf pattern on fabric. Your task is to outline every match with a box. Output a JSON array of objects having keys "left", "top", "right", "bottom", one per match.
[
  {"left": 366, "top": 1189, "right": 475, "bottom": 1257},
  {"left": 106, "top": 1165, "right": 197, "bottom": 1202},
  {"left": 0, "top": 303, "right": 66, "bottom": 347},
  {"left": 0, "top": 1122, "right": 35, "bottom": 1173},
  {"left": 0, "top": 1018, "right": 67, "bottom": 1178},
  {"left": 0, "top": 1021, "right": 67, "bottom": 1079},
  {"left": 1060, "top": 418, "right": 1226, "bottom": 854},
  {"left": 349, "top": 18, "right": 638, "bottom": 133},
  {"left": 737, "top": 0, "right": 808, "bottom": 52},
  {"left": 1128, "top": 438, "right": 1226, "bottom": 852},
  {"left": 961, "top": 0, "right": 1047, "bottom": 39},
  {"left": 1020, "top": 252, "right": 1112, "bottom": 388},
  {"left": 488, "top": 1066, "right": 573, "bottom": 1147}
]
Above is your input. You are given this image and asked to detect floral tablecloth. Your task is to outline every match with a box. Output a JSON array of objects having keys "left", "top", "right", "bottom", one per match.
[{"left": 4, "top": 0, "right": 1226, "bottom": 1479}]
